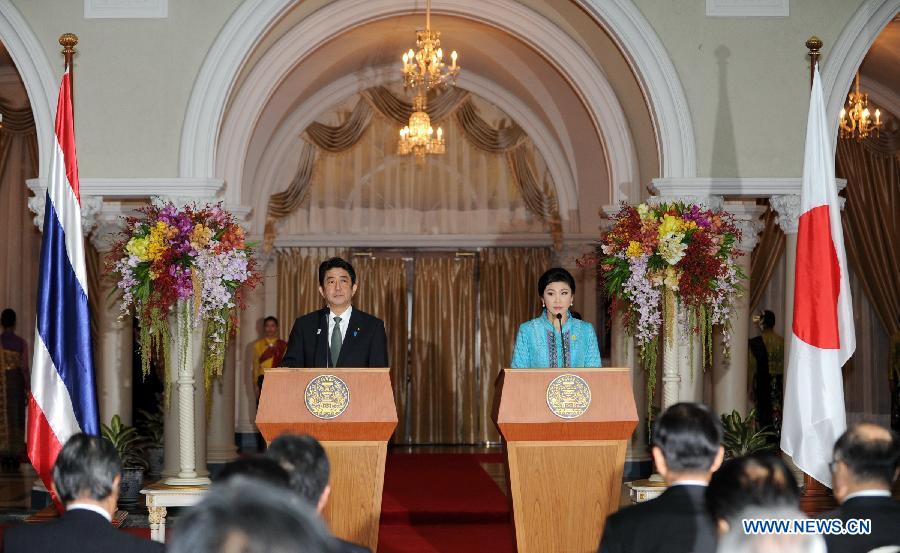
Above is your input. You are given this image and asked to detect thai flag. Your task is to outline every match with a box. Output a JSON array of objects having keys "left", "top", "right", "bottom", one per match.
[
  {"left": 27, "top": 69, "right": 99, "bottom": 495},
  {"left": 780, "top": 64, "right": 855, "bottom": 488}
]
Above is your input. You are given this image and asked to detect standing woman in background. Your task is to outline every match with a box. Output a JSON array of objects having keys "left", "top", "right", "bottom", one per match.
[{"left": 510, "top": 268, "right": 601, "bottom": 368}]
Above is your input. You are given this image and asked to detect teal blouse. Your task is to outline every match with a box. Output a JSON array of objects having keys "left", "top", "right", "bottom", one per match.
[{"left": 510, "top": 310, "right": 602, "bottom": 368}]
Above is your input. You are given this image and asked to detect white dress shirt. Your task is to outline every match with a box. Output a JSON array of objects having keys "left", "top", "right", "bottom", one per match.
[
  {"left": 67, "top": 502, "right": 112, "bottom": 522},
  {"left": 327, "top": 306, "right": 352, "bottom": 343},
  {"left": 843, "top": 489, "right": 891, "bottom": 501}
]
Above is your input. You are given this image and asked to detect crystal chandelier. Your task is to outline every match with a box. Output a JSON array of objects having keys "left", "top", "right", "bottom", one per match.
[
  {"left": 398, "top": 92, "right": 445, "bottom": 162},
  {"left": 400, "top": 0, "right": 459, "bottom": 92},
  {"left": 839, "top": 72, "right": 883, "bottom": 141}
]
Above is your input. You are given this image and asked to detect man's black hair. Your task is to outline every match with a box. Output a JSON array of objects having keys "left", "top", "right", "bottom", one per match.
[
  {"left": 833, "top": 422, "right": 900, "bottom": 487},
  {"left": 762, "top": 310, "right": 776, "bottom": 330},
  {"left": 265, "top": 433, "right": 330, "bottom": 506},
  {"left": 318, "top": 257, "right": 356, "bottom": 287},
  {"left": 53, "top": 433, "right": 121, "bottom": 504},
  {"left": 263, "top": 316, "right": 279, "bottom": 326},
  {"left": 706, "top": 452, "right": 800, "bottom": 523},
  {"left": 0, "top": 308, "right": 16, "bottom": 328},
  {"left": 537, "top": 267, "right": 576, "bottom": 296},
  {"left": 651, "top": 402, "right": 723, "bottom": 472},
  {"left": 214, "top": 456, "right": 290, "bottom": 489}
]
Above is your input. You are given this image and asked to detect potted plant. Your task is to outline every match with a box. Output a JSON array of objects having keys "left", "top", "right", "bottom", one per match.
[
  {"left": 101, "top": 415, "right": 148, "bottom": 506},
  {"left": 136, "top": 407, "right": 164, "bottom": 479},
  {"left": 721, "top": 408, "right": 778, "bottom": 459}
]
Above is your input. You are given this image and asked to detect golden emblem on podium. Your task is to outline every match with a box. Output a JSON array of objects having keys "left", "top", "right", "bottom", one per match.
[
  {"left": 304, "top": 374, "right": 350, "bottom": 419},
  {"left": 546, "top": 374, "right": 591, "bottom": 419}
]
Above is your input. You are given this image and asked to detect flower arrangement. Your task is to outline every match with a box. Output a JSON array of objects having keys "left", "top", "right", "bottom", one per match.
[
  {"left": 582, "top": 202, "right": 743, "bottom": 405},
  {"left": 109, "top": 203, "right": 260, "bottom": 393}
]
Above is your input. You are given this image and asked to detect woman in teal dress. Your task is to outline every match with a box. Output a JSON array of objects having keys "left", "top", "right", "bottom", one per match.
[{"left": 511, "top": 268, "right": 602, "bottom": 368}]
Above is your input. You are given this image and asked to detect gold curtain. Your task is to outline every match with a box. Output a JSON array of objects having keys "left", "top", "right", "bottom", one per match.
[
  {"left": 352, "top": 256, "right": 409, "bottom": 441},
  {"left": 409, "top": 256, "right": 476, "bottom": 444},
  {"left": 0, "top": 104, "right": 40, "bottom": 341},
  {"left": 264, "top": 144, "right": 318, "bottom": 251},
  {"left": 276, "top": 248, "right": 347, "bottom": 332},
  {"left": 478, "top": 248, "right": 551, "bottom": 442},
  {"left": 836, "top": 136, "right": 900, "bottom": 337},
  {"left": 749, "top": 204, "right": 786, "bottom": 314}
]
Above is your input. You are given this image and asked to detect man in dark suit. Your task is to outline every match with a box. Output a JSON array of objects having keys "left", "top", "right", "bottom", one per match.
[
  {"left": 820, "top": 422, "right": 900, "bottom": 553},
  {"left": 3, "top": 433, "right": 163, "bottom": 553},
  {"left": 598, "top": 402, "right": 724, "bottom": 553},
  {"left": 266, "top": 433, "right": 372, "bottom": 553},
  {"left": 281, "top": 257, "right": 388, "bottom": 368}
]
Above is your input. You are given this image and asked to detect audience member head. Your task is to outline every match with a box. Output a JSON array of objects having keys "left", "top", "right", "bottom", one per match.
[
  {"left": 707, "top": 453, "right": 800, "bottom": 534},
  {"left": 263, "top": 316, "right": 279, "bottom": 339},
  {"left": 317, "top": 257, "right": 358, "bottom": 312},
  {"left": 214, "top": 456, "right": 291, "bottom": 489},
  {"left": 762, "top": 310, "right": 775, "bottom": 330},
  {"left": 169, "top": 477, "right": 336, "bottom": 553},
  {"left": 265, "top": 433, "right": 331, "bottom": 513},
  {"left": 715, "top": 506, "right": 826, "bottom": 553},
  {"left": 651, "top": 402, "right": 724, "bottom": 483},
  {"left": 830, "top": 422, "right": 900, "bottom": 503},
  {"left": 52, "top": 433, "right": 122, "bottom": 514},
  {"left": 1, "top": 308, "right": 15, "bottom": 329}
]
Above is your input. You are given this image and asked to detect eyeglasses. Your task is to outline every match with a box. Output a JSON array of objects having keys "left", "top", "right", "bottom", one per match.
[{"left": 828, "top": 459, "right": 841, "bottom": 473}]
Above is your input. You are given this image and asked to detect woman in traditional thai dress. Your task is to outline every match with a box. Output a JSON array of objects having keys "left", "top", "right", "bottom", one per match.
[{"left": 510, "top": 268, "right": 602, "bottom": 368}]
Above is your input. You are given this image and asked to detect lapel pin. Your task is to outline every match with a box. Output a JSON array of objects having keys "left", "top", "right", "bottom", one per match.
[
  {"left": 317, "top": 328, "right": 322, "bottom": 335},
  {"left": 352, "top": 329, "right": 359, "bottom": 337}
]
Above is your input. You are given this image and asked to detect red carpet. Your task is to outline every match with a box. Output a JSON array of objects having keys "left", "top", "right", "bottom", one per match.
[{"left": 378, "top": 453, "right": 516, "bottom": 553}]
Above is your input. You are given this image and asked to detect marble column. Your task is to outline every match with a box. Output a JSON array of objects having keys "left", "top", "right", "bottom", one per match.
[
  {"left": 206, "top": 338, "right": 239, "bottom": 466},
  {"left": 712, "top": 202, "right": 764, "bottom": 417},
  {"left": 90, "top": 206, "right": 134, "bottom": 426},
  {"left": 234, "top": 253, "right": 270, "bottom": 451},
  {"left": 769, "top": 194, "right": 801, "bottom": 366}
]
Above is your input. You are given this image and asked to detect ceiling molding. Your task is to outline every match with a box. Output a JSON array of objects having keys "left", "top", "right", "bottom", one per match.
[
  {"left": 650, "top": 177, "right": 846, "bottom": 198},
  {"left": 26, "top": 177, "right": 224, "bottom": 199},
  {"left": 211, "top": 0, "right": 639, "bottom": 211},
  {"left": 273, "top": 232, "right": 599, "bottom": 249}
]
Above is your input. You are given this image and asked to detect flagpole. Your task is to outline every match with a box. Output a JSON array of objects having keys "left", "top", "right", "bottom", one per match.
[
  {"left": 806, "top": 36, "right": 822, "bottom": 90},
  {"left": 59, "top": 33, "right": 77, "bottom": 115}
]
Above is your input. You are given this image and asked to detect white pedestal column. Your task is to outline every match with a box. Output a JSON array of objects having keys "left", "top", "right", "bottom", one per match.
[
  {"left": 712, "top": 202, "right": 764, "bottom": 416},
  {"left": 91, "top": 224, "right": 133, "bottom": 427},
  {"left": 206, "top": 339, "right": 238, "bottom": 465},
  {"left": 770, "top": 195, "right": 801, "bottom": 370}
]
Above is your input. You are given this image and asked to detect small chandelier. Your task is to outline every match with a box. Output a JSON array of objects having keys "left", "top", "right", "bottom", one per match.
[
  {"left": 398, "top": 93, "right": 445, "bottom": 162},
  {"left": 839, "top": 72, "right": 883, "bottom": 141},
  {"left": 400, "top": 0, "right": 459, "bottom": 92}
]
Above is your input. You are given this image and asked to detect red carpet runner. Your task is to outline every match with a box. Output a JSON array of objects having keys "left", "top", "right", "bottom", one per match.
[{"left": 378, "top": 453, "right": 516, "bottom": 553}]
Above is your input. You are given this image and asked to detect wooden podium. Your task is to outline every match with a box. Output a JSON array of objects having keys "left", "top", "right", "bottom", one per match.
[
  {"left": 256, "top": 368, "right": 397, "bottom": 552},
  {"left": 493, "top": 368, "right": 638, "bottom": 553}
]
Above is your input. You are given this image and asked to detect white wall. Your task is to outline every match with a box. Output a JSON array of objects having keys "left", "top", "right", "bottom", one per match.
[{"left": 11, "top": 0, "right": 241, "bottom": 178}]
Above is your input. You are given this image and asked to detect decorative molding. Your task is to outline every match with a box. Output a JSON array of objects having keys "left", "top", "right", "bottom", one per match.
[
  {"left": 705, "top": 0, "right": 789, "bottom": 17},
  {"left": 769, "top": 194, "right": 802, "bottom": 235},
  {"left": 0, "top": 1, "right": 58, "bottom": 179},
  {"left": 90, "top": 202, "right": 132, "bottom": 252},
  {"left": 26, "top": 177, "right": 224, "bottom": 199},
  {"left": 250, "top": 67, "right": 583, "bottom": 230},
  {"left": 26, "top": 180, "right": 103, "bottom": 234},
  {"left": 273, "top": 233, "right": 598, "bottom": 249},
  {"left": 213, "top": 0, "right": 639, "bottom": 211},
  {"left": 821, "top": 0, "right": 900, "bottom": 148},
  {"left": 84, "top": 0, "right": 168, "bottom": 19},
  {"left": 723, "top": 201, "right": 766, "bottom": 252},
  {"left": 651, "top": 177, "right": 847, "bottom": 198},
  {"left": 576, "top": 0, "right": 696, "bottom": 177},
  {"left": 647, "top": 193, "right": 724, "bottom": 211}
]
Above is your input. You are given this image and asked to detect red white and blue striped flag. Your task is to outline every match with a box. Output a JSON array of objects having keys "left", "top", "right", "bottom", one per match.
[{"left": 27, "top": 69, "right": 99, "bottom": 494}]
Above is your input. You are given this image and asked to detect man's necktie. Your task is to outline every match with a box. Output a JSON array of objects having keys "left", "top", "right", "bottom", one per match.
[{"left": 330, "top": 316, "right": 342, "bottom": 367}]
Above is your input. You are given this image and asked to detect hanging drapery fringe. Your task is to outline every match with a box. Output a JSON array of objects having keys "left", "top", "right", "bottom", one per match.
[{"left": 263, "top": 86, "right": 564, "bottom": 251}]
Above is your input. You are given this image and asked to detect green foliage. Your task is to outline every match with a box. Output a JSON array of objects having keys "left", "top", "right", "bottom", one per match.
[
  {"left": 101, "top": 415, "right": 149, "bottom": 470},
  {"left": 136, "top": 406, "right": 164, "bottom": 449},
  {"left": 720, "top": 409, "right": 778, "bottom": 459}
]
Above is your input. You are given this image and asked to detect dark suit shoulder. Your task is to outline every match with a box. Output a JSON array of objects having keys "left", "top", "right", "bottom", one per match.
[
  {"left": 3, "top": 510, "right": 163, "bottom": 553},
  {"left": 295, "top": 309, "right": 328, "bottom": 326}
]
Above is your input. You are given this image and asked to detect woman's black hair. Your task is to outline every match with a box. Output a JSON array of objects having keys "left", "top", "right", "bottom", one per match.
[{"left": 537, "top": 267, "right": 576, "bottom": 297}]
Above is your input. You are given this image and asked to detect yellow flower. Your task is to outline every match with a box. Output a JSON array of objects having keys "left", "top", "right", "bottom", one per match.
[
  {"left": 626, "top": 240, "right": 644, "bottom": 257},
  {"left": 144, "top": 221, "right": 172, "bottom": 262},
  {"left": 125, "top": 236, "right": 150, "bottom": 261},
  {"left": 190, "top": 223, "right": 213, "bottom": 249},
  {"left": 636, "top": 203, "right": 651, "bottom": 221}
]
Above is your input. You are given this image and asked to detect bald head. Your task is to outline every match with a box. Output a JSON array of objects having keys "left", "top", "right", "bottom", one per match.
[{"left": 832, "top": 422, "right": 900, "bottom": 500}]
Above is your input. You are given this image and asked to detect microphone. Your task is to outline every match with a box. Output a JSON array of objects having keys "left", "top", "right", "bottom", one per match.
[{"left": 555, "top": 313, "right": 563, "bottom": 368}]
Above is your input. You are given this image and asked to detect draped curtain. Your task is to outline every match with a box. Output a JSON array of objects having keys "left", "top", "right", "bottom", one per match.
[
  {"left": 351, "top": 256, "right": 409, "bottom": 441},
  {"left": 264, "top": 87, "right": 562, "bottom": 250},
  {"left": 0, "top": 103, "right": 39, "bottom": 341},
  {"left": 409, "top": 256, "right": 476, "bottom": 444},
  {"left": 749, "top": 203, "right": 786, "bottom": 314},
  {"left": 276, "top": 248, "right": 347, "bottom": 328},
  {"left": 478, "top": 248, "right": 551, "bottom": 442}
]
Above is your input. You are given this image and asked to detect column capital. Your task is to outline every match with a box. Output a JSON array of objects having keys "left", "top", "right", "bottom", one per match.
[
  {"left": 552, "top": 239, "right": 596, "bottom": 270},
  {"left": 769, "top": 194, "right": 802, "bottom": 235},
  {"left": 723, "top": 201, "right": 766, "bottom": 253},
  {"left": 647, "top": 193, "right": 725, "bottom": 211},
  {"left": 89, "top": 202, "right": 131, "bottom": 252},
  {"left": 25, "top": 179, "right": 103, "bottom": 235}
]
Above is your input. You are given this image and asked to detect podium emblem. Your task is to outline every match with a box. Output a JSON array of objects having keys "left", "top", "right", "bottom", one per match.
[
  {"left": 546, "top": 374, "right": 591, "bottom": 419},
  {"left": 304, "top": 375, "right": 350, "bottom": 419}
]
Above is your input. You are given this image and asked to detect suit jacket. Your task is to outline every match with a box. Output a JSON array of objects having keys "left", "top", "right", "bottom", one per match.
[
  {"left": 3, "top": 508, "right": 164, "bottom": 553},
  {"left": 598, "top": 485, "right": 717, "bottom": 553},
  {"left": 281, "top": 307, "right": 388, "bottom": 368},
  {"left": 819, "top": 495, "right": 900, "bottom": 553}
]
